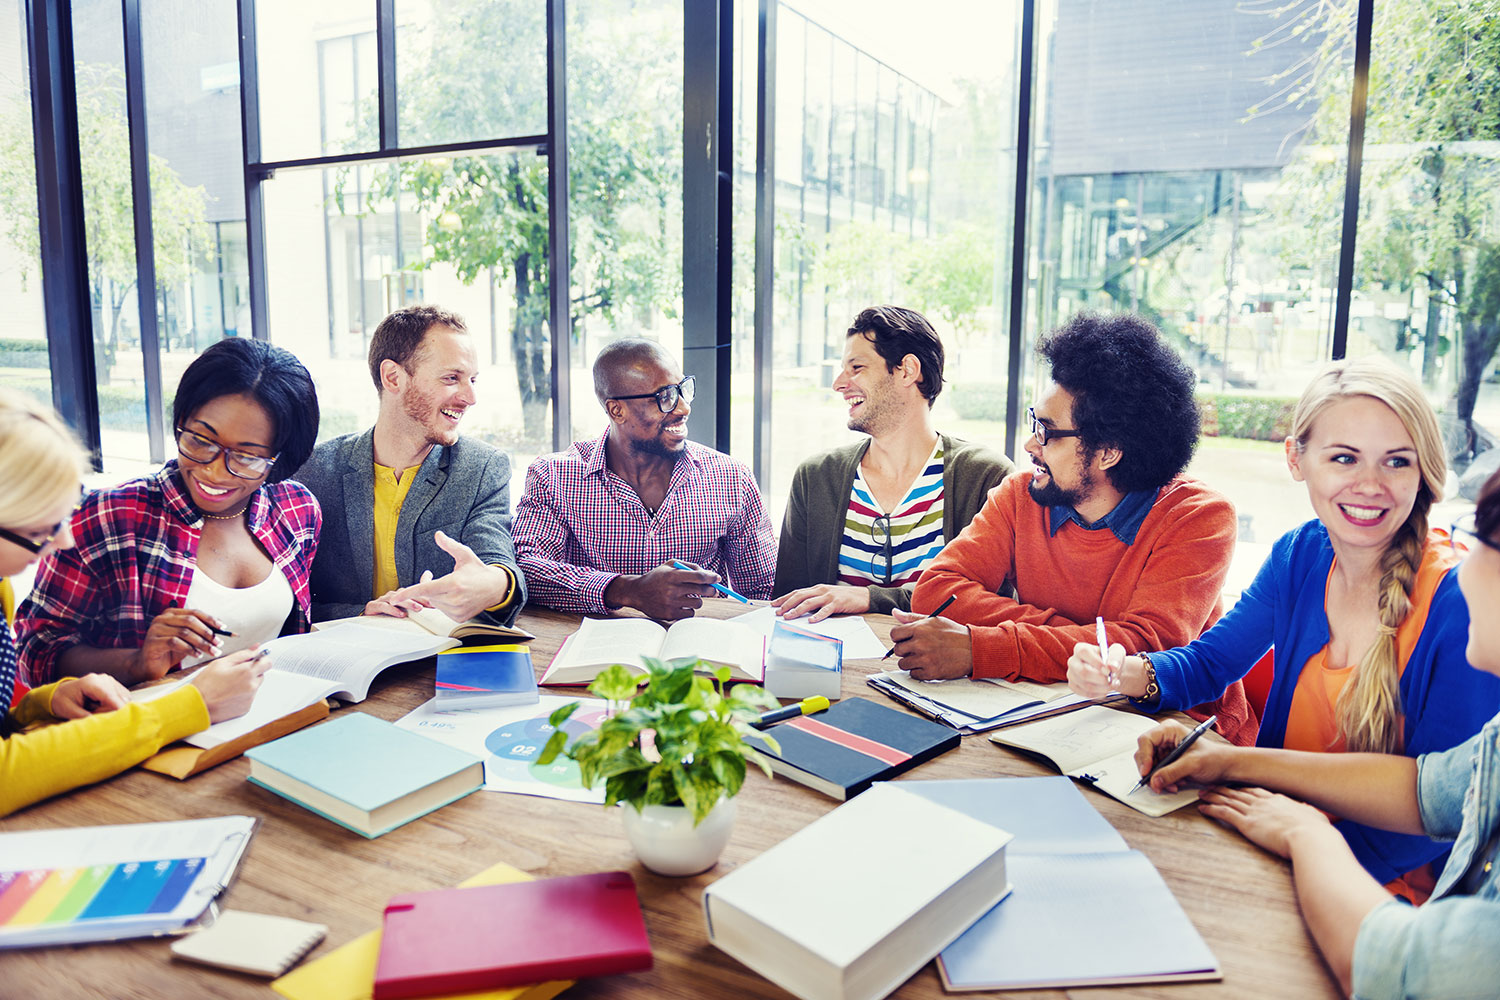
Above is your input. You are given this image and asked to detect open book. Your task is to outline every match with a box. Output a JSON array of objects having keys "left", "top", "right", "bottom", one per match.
[
  {"left": 540, "top": 617, "right": 765, "bottom": 686},
  {"left": 133, "top": 623, "right": 460, "bottom": 778},
  {"left": 987, "top": 705, "right": 1201, "bottom": 817},
  {"left": 313, "top": 606, "right": 533, "bottom": 642}
]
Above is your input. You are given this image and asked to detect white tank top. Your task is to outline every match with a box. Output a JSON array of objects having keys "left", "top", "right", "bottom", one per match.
[{"left": 181, "top": 563, "right": 294, "bottom": 668}]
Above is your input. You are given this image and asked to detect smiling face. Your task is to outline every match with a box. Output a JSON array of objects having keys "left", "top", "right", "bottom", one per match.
[
  {"left": 395, "top": 326, "right": 479, "bottom": 448},
  {"left": 833, "top": 333, "right": 903, "bottom": 435},
  {"left": 1287, "top": 395, "right": 1422, "bottom": 556},
  {"left": 607, "top": 354, "right": 691, "bottom": 459},
  {"left": 1024, "top": 382, "right": 1099, "bottom": 509},
  {"left": 177, "top": 393, "right": 276, "bottom": 515}
]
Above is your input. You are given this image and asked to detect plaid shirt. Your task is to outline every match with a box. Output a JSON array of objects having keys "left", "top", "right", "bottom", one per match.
[
  {"left": 15, "top": 463, "right": 321, "bottom": 686},
  {"left": 513, "top": 428, "right": 776, "bottom": 614}
]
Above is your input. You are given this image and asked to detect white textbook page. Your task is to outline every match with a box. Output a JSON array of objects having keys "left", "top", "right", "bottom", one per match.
[
  {"left": 989, "top": 704, "right": 1156, "bottom": 774},
  {"left": 260, "top": 625, "right": 457, "bottom": 701},
  {"left": 732, "top": 605, "right": 887, "bottom": 660},
  {"left": 183, "top": 670, "right": 338, "bottom": 749},
  {"left": 881, "top": 671, "right": 1045, "bottom": 720},
  {"left": 554, "top": 617, "right": 667, "bottom": 672},
  {"left": 660, "top": 618, "right": 763, "bottom": 678}
]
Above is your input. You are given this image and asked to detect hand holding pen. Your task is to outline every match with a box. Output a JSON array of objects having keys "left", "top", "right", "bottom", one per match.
[
  {"left": 1131, "top": 714, "right": 1218, "bottom": 794},
  {"left": 133, "top": 605, "right": 234, "bottom": 681},
  {"left": 885, "top": 595, "right": 973, "bottom": 680}
]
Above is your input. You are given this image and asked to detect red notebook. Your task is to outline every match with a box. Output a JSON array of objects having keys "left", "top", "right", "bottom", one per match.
[{"left": 372, "top": 871, "right": 653, "bottom": 999}]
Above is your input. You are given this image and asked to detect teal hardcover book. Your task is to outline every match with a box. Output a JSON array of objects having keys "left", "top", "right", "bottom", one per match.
[{"left": 245, "top": 713, "right": 483, "bottom": 839}]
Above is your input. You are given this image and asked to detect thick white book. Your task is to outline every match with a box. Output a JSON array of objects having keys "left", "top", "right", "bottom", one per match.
[{"left": 702, "top": 783, "right": 1012, "bottom": 1000}]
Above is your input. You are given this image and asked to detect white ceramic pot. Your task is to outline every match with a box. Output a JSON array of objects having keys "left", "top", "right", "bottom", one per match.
[{"left": 620, "top": 796, "right": 737, "bottom": 877}]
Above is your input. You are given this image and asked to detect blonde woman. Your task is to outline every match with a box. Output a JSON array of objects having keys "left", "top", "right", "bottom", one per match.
[
  {"left": 0, "top": 390, "right": 269, "bottom": 816},
  {"left": 1069, "top": 358, "right": 1500, "bottom": 898}
]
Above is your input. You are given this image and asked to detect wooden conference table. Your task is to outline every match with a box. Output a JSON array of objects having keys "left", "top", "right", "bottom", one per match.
[{"left": 2, "top": 601, "right": 1337, "bottom": 999}]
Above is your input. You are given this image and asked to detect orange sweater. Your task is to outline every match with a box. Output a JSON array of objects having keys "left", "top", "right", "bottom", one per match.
[{"left": 913, "top": 472, "right": 1254, "bottom": 743}]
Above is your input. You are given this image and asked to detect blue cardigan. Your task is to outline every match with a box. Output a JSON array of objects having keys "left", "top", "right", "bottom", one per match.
[{"left": 1150, "top": 519, "right": 1500, "bottom": 884}]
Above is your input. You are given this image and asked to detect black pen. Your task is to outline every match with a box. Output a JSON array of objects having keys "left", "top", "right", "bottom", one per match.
[
  {"left": 882, "top": 594, "right": 958, "bottom": 660},
  {"left": 1131, "top": 714, "right": 1217, "bottom": 794}
]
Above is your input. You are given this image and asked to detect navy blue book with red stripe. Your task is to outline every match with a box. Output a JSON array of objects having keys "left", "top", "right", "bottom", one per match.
[{"left": 745, "top": 697, "right": 960, "bottom": 800}]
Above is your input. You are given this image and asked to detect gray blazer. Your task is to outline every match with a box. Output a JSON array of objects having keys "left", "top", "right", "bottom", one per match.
[{"left": 293, "top": 429, "right": 526, "bottom": 625}]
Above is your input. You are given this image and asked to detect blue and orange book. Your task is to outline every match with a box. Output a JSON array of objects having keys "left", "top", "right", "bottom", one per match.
[{"left": 434, "top": 644, "right": 539, "bottom": 710}]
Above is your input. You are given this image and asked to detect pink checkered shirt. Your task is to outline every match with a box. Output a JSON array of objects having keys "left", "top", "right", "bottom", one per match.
[
  {"left": 513, "top": 428, "right": 776, "bottom": 614},
  {"left": 15, "top": 464, "right": 321, "bottom": 685}
]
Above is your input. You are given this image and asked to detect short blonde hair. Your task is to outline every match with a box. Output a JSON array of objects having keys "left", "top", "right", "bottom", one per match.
[
  {"left": 0, "top": 389, "right": 87, "bottom": 528},
  {"left": 1290, "top": 358, "right": 1446, "bottom": 753}
]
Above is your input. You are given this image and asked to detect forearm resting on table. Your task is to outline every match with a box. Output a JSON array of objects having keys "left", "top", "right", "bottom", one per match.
[
  {"left": 56, "top": 644, "right": 145, "bottom": 684},
  {"left": 1224, "top": 747, "right": 1424, "bottom": 835}
]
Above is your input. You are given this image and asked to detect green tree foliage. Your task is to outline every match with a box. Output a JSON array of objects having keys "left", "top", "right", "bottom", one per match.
[
  {"left": 0, "top": 64, "right": 209, "bottom": 382},
  {"left": 358, "top": 1, "right": 683, "bottom": 443},
  {"left": 1264, "top": 0, "right": 1500, "bottom": 447}
]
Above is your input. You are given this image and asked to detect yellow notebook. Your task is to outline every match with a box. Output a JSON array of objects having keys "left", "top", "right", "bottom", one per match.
[{"left": 271, "top": 862, "right": 572, "bottom": 1000}]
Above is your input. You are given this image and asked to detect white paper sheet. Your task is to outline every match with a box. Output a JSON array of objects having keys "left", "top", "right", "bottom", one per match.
[{"left": 732, "top": 605, "right": 889, "bottom": 660}]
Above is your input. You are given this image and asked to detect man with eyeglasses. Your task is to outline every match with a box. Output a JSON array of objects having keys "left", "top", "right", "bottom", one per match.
[
  {"left": 294, "top": 305, "right": 526, "bottom": 626},
  {"left": 894, "top": 312, "right": 1253, "bottom": 743},
  {"left": 512, "top": 338, "right": 775, "bottom": 620},
  {"left": 771, "top": 306, "right": 1012, "bottom": 621}
]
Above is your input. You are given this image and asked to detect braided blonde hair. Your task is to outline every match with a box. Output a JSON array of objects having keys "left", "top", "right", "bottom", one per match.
[{"left": 1289, "top": 359, "right": 1446, "bottom": 754}]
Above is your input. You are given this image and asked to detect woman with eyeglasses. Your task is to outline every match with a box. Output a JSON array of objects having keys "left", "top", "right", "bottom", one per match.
[
  {"left": 1126, "top": 467, "right": 1500, "bottom": 999},
  {"left": 1069, "top": 357, "right": 1500, "bottom": 900},
  {"left": 0, "top": 390, "right": 270, "bottom": 816},
  {"left": 16, "top": 338, "right": 321, "bottom": 690}
]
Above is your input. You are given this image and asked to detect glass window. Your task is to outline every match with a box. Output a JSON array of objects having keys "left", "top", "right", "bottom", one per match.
[
  {"left": 1350, "top": 0, "right": 1500, "bottom": 520},
  {"left": 752, "top": 1, "right": 1022, "bottom": 504},
  {"left": 0, "top": 0, "right": 50, "bottom": 410},
  {"left": 1029, "top": 0, "right": 1355, "bottom": 549},
  {"left": 254, "top": 0, "right": 376, "bottom": 162},
  {"left": 262, "top": 151, "right": 552, "bottom": 491},
  {"left": 70, "top": 0, "right": 149, "bottom": 470},
  {"left": 395, "top": 0, "right": 546, "bottom": 147},
  {"left": 142, "top": 0, "right": 246, "bottom": 435},
  {"left": 567, "top": 0, "right": 684, "bottom": 445}
]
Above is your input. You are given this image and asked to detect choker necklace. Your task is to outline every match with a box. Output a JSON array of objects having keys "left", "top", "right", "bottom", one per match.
[{"left": 198, "top": 507, "right": 249, "bottom": 521}]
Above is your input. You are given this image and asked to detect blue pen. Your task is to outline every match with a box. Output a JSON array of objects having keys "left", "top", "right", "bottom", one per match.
[{"left": 670, "top": 559, "right": 749, "bottom": 603}]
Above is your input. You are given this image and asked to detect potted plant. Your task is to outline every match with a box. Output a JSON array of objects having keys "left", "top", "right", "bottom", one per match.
[{"left": 538, "top": 657, "right": 779, "bottom": 876}]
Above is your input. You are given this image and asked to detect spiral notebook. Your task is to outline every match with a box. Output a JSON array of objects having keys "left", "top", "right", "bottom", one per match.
[{"left": 172, "top": 910, "right": 327, "bottom": 977}]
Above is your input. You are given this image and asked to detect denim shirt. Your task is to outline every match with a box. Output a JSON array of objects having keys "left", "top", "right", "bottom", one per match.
[{"left": 1352, "top": 710, "right": 1500, "bottom": 999}]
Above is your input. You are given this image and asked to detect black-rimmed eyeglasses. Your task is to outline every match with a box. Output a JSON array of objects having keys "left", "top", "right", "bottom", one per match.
[
  {"left": 1451, "top": 512, "right": 1500, "bottom": 553},
  {"left": 176, "top": 428, "right": 278, "bottom": 480},
  {"left": 609, "top": 375, "right": 696, "bottom": 414},
  {"left": 1029, "top": 406, "right": 1083, "bottom": 447},
  {"left": 868, "top": 515, "right": 894, "bottom": 584},
  {"left": 0, "top": 506, "right": 77, "bottom": 554}
]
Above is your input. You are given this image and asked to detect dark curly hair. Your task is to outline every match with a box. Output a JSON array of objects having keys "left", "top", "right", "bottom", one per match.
[{"left": 1036, "top": 312, "right": 1199, "bottom": 492}]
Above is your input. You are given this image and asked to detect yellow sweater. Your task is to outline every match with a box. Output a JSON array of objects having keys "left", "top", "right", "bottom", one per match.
[{"left": 0, "top": 681, "right": 210, "bottom": 817}]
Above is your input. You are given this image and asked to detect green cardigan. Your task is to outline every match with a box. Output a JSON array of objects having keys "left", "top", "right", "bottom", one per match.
[{"left": 773, "top": 434, "right": 1014, "bottom": 614}]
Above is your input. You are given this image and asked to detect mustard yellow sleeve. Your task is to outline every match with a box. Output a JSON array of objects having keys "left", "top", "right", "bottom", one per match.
[{"left": 0, "top": 684, "right": 211, "bottom": 817}]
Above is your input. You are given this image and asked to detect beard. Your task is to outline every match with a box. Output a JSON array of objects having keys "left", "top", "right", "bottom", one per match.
[
  {"left": 630, "top": 426, "right": 687, "bottom": 460},
  {"left": 403, "top": 384, "right": 460, "bottom": 446},
  {"left": 1027, "top": 464, "right": 1094, "bottom": 510},
  {"left": 846, "top": 374, "right": 897, "bottom": 434}
]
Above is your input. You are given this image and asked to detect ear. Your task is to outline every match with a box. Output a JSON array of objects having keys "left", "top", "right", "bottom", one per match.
[
  {"left": 1095, "top": 445, "right": 1123, "bottom": 472},
  {"left": 898, "top": 353, "right": 922, "bottom": 388},
  {"left": 603, "top": 399, "right": 627, "bottom": 425},
  {"left": 380, "top": 359, "right": 408, "bottom": 395},
  {"left": 1285, "top": 436, "right": 1306, "bottom": 482}
]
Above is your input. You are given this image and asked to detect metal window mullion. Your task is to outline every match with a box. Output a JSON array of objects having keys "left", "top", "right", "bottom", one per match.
[
  {"left": 376, "top": 0, "right": 397, "bottom": 151},
  {"left": 1004, "top": 0, "right": 1037, "bottom": 455},
  {"left": 121, "top": 0, "right": 165, "bottom": 464},
  {"left": 236, "top": 0, "right": 269, "bottom": 340},
  {"left": 27, "top": 0, "right": 102, "bottom": 467},
  {"left": 1331, "top": 0, "right": 1374, "bottom": 360},
  {"left": 546, "top": 0, "right": 571, "bottom": 453},
  {"left": 752, "top": 0, "right": 775, "bottom": 487}
]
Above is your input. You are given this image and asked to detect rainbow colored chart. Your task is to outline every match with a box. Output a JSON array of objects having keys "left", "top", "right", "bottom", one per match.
[
  {"left": 0, "top": 858, "right": 206, "bottom": 929},
  {"left": 0, "top": 815, "right": 255, "bottom": 949}
]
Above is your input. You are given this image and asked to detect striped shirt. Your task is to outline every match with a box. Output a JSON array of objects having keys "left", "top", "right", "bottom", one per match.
[{"left": 838, "top": 441, "right": 945, "bottom": 587}]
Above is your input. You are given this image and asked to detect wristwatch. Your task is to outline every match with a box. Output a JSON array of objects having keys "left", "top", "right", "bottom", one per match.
[{"left": 1139, "top": 652, "right": 1161, "bottom": 706}]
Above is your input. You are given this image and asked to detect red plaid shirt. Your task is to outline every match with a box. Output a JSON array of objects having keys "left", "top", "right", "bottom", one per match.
[
  {"left": 513, "top": 429, "right": 776, "bottom": 614},
  {"left": 15, "top": 464, "right": 321, "bottom": 686}
]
